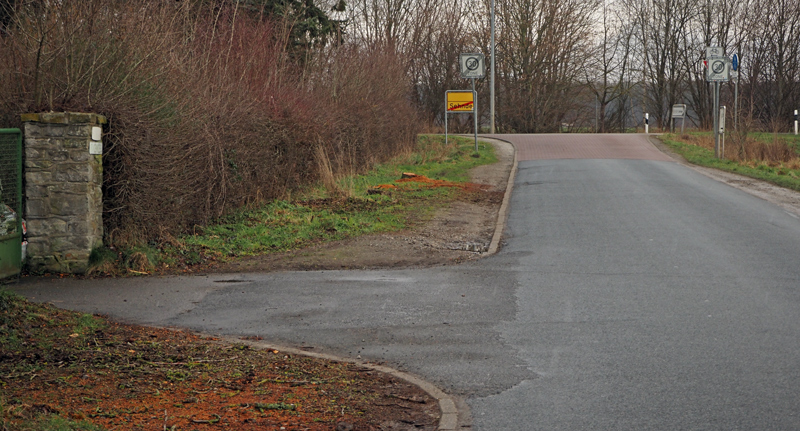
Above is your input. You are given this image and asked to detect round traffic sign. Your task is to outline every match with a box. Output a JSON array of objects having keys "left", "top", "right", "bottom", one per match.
[
  {"left": 732, "top": 54, "right": 739, "bottom": 71},
  {"left": 459, "top": 53, "right": 486, "bottom": 79},
  {"left": 711, "top": 59, "right": 726, "bottom": 74}
]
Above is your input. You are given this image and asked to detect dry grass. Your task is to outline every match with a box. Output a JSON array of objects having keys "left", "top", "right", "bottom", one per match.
[
  {"left": 314, "top": 144, "right": 342, "bottom": 197},
  {"left": 682, "top": 132, "right": 800, "bottom": 168}
]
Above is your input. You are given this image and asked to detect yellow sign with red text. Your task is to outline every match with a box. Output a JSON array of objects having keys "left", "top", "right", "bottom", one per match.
[{"left": 446, "top": 91, "right": 475, "bottom": 112}]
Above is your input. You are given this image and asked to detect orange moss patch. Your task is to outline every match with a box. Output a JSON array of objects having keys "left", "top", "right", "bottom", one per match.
[
  {"left": 384, "top": 174, "right": 492, "bottom": 193},
  {"left": 1, "top": 303, "right": 439, "bottom": 430}
]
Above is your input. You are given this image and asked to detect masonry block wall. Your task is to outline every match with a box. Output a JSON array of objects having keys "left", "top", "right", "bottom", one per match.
[{"left": 22, "top": 112, "right": 105, "bottom": 274}]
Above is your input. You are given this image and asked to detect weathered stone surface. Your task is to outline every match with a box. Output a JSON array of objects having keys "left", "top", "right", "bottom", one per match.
[
  {"left": 66, "top": 125, "right": 90, "bottom": 137},
  {"left": 25, "top": 146, "right": 43, "bottom": 159},
  {"left": 25, "top": 172, "right": 53, "bottom": 185},
  {"left": 64, "top": 138, "right": 87, "bottom": 149},
  {"left": 38, "top": 112, "right": 69, "bottom": 124},
  {"left": 25, "top": 198, "right": 50, "bottom": 218},
  {"left": 48, "top": 237, "right": 76, "bottom": 254},
  {"left": 22, "top": 112, "right": 105, "bottom": 274},
  {"left": 66, "top": 235, "right": 92, "bottom": 249},
  {"left": 22, "top": 123, "right": 45, "bottom": 138},
  {"left": 23, "top": 140, "right": 51, "bottom": 151},
  {"left": 24, "top": 159, "right": 54, "bottom": 170},
  {"left": 23, "top": 185, "right": 49, "bottom": 199},
  {"left": 20, "top": 112, "right": 107, "bottom": 125},
  {"left": 70, "top": 150, "right": 91, "bottom": 162},
  {"left": 66, "top": 113, "right": 94, "bottom": 124},
  {"left": 47, "top": 149, "right": 69, "bottom": 161},
  {"left": 92, "top": 156, "right": 102, "bottom": 174},
  {"left": 57, "top": 183, "right": 91, "bottom": 194},
  {"left": 19, "top": 113, "right": 40, "bottom": 123},
  {"left": 43, "top": 125, "right": 65, "bottom": 137},
  {"left": 54, "top": 165, "right": 92, "bottom": 183},
  {"left": 49, "top": 192, "right": 89, "bottom": 216},
  {"left": 26, "top": 255, "right": 58, "bottom": 271},
  {"left": 26, "top": 218, "right": 68, "bottom": 236},
  {"left": 67, "top": 222, "right": 89, "bottom": 236}
]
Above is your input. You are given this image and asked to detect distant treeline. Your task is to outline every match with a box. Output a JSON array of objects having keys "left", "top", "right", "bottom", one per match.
[{"left": 340, "top": 0, "right": 799, "bottom": 133}]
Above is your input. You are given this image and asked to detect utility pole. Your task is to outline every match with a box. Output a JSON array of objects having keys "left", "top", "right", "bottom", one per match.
[
  {"left": 732, "top": 53, "right": 739, "bottom": 131},
  {"left": 490, "top": 0, "right": 496, "bottom": 134}
]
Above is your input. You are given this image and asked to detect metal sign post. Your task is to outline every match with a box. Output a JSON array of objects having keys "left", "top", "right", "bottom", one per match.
[
  {"left": 671, "top": 104, "right": 687, "bottom": 134},
  {"left": 719, "top": 106, "right": 726, "bottom": 158},
  {"left": 471, "top": 78, "right": 478, "bottom": 151},
  {"left": 706, "top": 47, "right": 730, "bottom": 159},
  {"left": 458, "top": 53, "right": 486, "bottom": 152},
  {"left": 445, "top": 90, "right": 478, "bottom": 151},
  {"left": 732, "top": 54, "right": 739, "bottom": 131},
  {"left": 490, "top": 0, "right": 496, "bottom": 134},
  {"left": 713, "top": 81, "right": 720, "bottom": 158}
]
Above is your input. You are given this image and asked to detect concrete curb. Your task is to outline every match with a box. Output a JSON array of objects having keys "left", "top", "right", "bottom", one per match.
[
  {"left": 226, "top": 337, "right": 460, "bottom": 430},
  {"left": 485, "top": 137, "right": 518, "bottom": 255},
  {"left": 204, "top": 139, "right": 521, "bottom": 429}
]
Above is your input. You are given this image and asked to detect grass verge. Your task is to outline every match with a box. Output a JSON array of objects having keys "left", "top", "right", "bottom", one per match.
[
  {"left": 0, "top": 289, "right": 439, "bottom": 430},
  {"left": 82, "top": 135, "right": 497, "bottom": 276},
  {"left": 658, "top": 132, "right": 800, "bottom": 191}
]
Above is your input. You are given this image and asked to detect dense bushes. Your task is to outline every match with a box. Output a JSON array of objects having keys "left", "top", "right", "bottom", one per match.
[{"left": 0, "top": 0, "right": 420, "bottom": 245}]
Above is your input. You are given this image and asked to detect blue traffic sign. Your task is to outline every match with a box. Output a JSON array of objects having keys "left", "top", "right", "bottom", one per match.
[{"left": 732, "top": 53, "right": 739, "bottom": 71}]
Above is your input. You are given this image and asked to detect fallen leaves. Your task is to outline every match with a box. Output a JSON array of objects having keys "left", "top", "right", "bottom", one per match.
[{"left": 1, "top": 297, "right": 441, "bottom": 430}]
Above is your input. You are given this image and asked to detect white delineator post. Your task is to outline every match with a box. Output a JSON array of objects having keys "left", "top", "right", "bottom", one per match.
[{"left": 645, "top": 113, "right": 649, "bottom": 134}]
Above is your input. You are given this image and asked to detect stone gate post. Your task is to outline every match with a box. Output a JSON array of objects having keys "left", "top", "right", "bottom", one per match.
[{"left": 21, "top": 112, "right": 105, "bottom": 274}]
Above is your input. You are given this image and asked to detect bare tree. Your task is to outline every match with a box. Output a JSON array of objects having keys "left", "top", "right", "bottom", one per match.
[
  {"left": 626, "top": 0, "right": 696, "bottom": 129},
  {"left": 740, "top": 0, "right": 800, "bottom": 132},
  {"left": 678, "top": 0, "right": 741, "bottom": 130},
  {"left": 336, "top": 0, "right": 797, "bottom": 133},
  {"left": 584, "top": 0, "right": 637, "bottom": 132},
  {"left": 493, "top": 0, "right": 598, "bottom": 132}
]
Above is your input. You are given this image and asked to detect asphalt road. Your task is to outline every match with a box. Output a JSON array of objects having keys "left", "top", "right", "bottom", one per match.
[{"left": 14, "top": 134, "right": 800, "bottom": 430}]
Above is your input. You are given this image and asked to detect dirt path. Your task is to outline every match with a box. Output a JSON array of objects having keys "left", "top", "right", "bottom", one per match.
[{"left": 214, "top": 138, "right": 516, "bottom": 273}]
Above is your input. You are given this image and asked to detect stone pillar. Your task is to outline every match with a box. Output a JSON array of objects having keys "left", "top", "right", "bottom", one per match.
[{"left": 21, "top": 112, "right": 105, "bottom": 274}]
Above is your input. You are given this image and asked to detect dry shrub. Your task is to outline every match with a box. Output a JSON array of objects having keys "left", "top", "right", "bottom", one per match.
[
  {"left": 314, "top": 144, "right": 340, "bottom": 196},
  {"left": 0, "top": 0, "right": 420, "bottom": 245},
  {"left": 678, "top": 126, "right": 799, "bottom": 168},
  {"left": 725, "top": 135, "right": 796, "bottom": 166},
  {"left": 683, "top": 133, "right": 715, "bottom": 150},
  {"left": 125, "top": 251, "right": 153, "bottom": 273}
]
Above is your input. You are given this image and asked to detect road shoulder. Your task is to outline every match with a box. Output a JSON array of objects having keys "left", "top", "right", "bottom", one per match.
[
  {"left": 649, "top": 135, "right": 800, "bottom": 218},
  {"left": 212, "top": 138, "right": 516, "bottom": 274}
]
